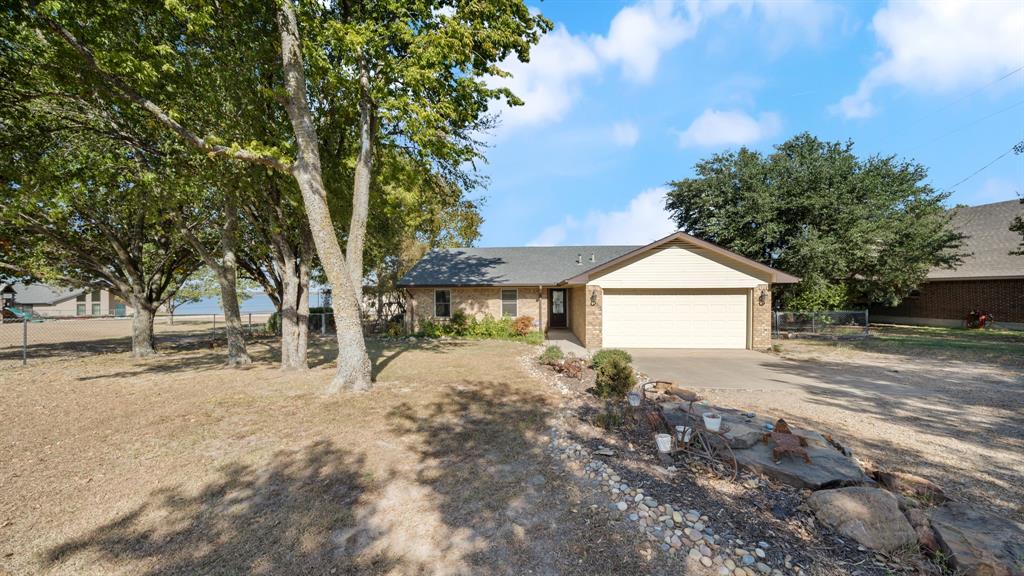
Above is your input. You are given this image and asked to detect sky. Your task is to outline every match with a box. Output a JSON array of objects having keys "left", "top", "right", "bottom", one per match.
[{"left": 475, "top": 0, "right": 1024, "bottom": 247}]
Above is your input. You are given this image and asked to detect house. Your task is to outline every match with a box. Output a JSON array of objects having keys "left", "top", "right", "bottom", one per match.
[
  {"left": 870, "top": 199, "right": 1024, "bottom": 330},
  {"left": 1, "top": 282, "right": 133, "bottom": 317},
  {"left": 398, "top": 231, "right": 799, "bottom": 350}
]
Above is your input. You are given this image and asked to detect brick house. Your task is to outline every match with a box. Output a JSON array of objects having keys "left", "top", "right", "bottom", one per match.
[
  {"left": 870, "top": 199, "right": 1024, "bottom": 330},
  {"left": 398, "top": 232, "right": 799, "bottom": 351}
]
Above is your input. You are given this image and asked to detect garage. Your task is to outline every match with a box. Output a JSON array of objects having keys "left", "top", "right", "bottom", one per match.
[{"left": 601, "top": 289, "right": 749, "bottom": 349}]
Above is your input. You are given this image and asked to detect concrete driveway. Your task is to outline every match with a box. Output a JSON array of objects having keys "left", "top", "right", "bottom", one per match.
[{"left": 627, "top": 349, "right": 822, "bottom": 391}]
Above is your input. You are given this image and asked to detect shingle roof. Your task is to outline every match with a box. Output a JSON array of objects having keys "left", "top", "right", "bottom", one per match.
[
  {"left": 7, "top": 282, "right": 85, "bottom": 305},
  {"left": 929, "top": 200, "right": 1024, "bottom": 280},
  {"left": 398, "top": 245, "right": 638, "bottom": 286}
]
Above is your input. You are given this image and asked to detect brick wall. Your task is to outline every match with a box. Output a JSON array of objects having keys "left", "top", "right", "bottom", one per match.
[
  {"left": 584, "top": 284, "right": 603, "bottom": 349},
  {"left": 870, "top": 279, "right": 1024, "bottom": 324},
  {"left": 406, "top": 286, "right": 546, "bottom": 331},
  {"left": 752, "top": 284, "right": 772, "bottom": 349}
]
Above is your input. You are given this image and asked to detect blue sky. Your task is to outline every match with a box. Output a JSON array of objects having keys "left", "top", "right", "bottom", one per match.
[{"left": 476, "top": 0, "right": 1024, "bottom": 247}]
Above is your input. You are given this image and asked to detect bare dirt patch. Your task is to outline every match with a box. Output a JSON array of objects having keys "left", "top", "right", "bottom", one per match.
[{"left": 1, "top": 338, "right": 688, "bottom": 576}]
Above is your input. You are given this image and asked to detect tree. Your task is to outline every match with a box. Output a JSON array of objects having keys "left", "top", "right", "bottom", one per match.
[
  {"left": 10, "top": 0, "right": 547, "bottom": 391},
  {"left": 165, "top": 269, "right": 221, "bottom": 320},
  {"left": 665, "top": 133, "right": 965, "bottom": 309},
  {"left": 1011, "top": 198, "right": 1024, "bottom": 256}
]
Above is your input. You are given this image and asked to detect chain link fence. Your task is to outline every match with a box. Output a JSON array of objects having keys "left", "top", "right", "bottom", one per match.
[
  {"left": 1, "top": 312, "right": 275, "bottom": 366},
  {"left": 773, "top": 310, "right": 870, "bottom": 339}
]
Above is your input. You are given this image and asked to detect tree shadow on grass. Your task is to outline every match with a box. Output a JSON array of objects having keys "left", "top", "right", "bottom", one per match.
[
  {"left": 42, "top": 440, "right": 400, "bottom": 575},
  {"left": 387, "top": 381, "right": 683, "bottom": 575}
]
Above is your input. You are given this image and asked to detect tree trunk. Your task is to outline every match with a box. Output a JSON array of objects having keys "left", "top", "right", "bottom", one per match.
[
  {"left": 279, "top": 246, "right": 304, "bottom": 370},
  {"left": 296, "top": 234, "right": 311, "bottom": 364},
  {"left": 130, "top": 297, "right": 156, "bottom": 356},
  {"left": 277, "top": 3, "right": 371, "bottom": 392},
  {"left": 218, "top": 191, "right": 251, "bottom": 367},
  {"left": 346, "top": 58, "right": 374, "bottom": 304}
]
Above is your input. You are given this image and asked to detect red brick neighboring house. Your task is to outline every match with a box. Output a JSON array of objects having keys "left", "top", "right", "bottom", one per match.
[{"left": 870, "top": 200, "right": 1024, "bottom": 330}]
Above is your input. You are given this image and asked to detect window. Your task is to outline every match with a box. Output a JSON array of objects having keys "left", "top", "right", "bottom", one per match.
[
  {"left": 76, "top": 303, "right": 86, "bottom": 316},
  {"left": 91, "top": 289, "right": 101, "bottom": 302},
  {"left": 501, "top": 289, "right": 518, "bottom": 317},
  {"left": 434, "top": 289, "right": 451, "bottom": 318},
  {"left": 91, "top": 302, "right": 101, "bottom": 315},
  {"left": 76, "top": 293, "right": 86, "bottom": 302}
]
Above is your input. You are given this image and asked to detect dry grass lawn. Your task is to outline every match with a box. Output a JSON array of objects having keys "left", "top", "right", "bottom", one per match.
[{"left": 0, "top": 337, "right": 674, "bottom": 576}]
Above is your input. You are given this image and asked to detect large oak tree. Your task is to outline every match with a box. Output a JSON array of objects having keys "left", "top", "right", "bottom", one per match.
[{"left": 665, "top": 133, "right": 965, "bottom": 310}]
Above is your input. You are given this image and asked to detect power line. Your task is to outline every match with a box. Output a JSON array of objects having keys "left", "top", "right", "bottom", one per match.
[
  {"left": 945, "top": 139, "right": 1024, "bottom": 191},
  {"left": 908, "top": 64, "right": 1024, "bottom": 126}
]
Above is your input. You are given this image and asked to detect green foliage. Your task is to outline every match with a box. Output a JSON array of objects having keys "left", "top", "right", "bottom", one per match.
[
  {"left": 591, "top": 349, "right": 633, "bottom": 372},
  {"left": 784, "top": 279, "right": 850, "bottom": 312},
  {"left": 1011, "top": 198, "right": 1024, "bottom": 256},
  {"left": 665, "top": 133, "right": 965, "bottom": 309},
  {"left": 539, "top": 345, "right": 564, "bottom": 365},
  {"left": 416, "top": 314, "right": 542, "bottom": 343},
  {"left": 594, "top": 356, "right": 636, "bottom": 400}
]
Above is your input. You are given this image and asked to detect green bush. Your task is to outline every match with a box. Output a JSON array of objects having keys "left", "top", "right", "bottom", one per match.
[
  {"left": 591, "top": 348, "right": 633, "bottom": 372},
  {"left": 594, "top": 356, "right": 636, "bottom": 400},
  {"left": 448, "top": 310, "right": 471, "bottom": 335},
  {"left": 539, "top": 345, "right": 564, "bottom": 365},
  {"left": 414, "top": 314, "right": 543, "bottom": 344}
]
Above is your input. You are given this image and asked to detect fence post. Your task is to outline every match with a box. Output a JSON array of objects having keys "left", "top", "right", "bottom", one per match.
[
  {"left": 212, "top": 314, "right": 216, "bottom": 331},
  {"left": 321, "top": 312, "right": 326, "bottom": 335},
  {"left": 864, "top": 308, "right": 870, "bottom": 336},
  {"left": 22, "top": 317, "right": 28, "bottom": 366},
  {"left": 248, "top": 313, "right": 252, "bottom": 332}
]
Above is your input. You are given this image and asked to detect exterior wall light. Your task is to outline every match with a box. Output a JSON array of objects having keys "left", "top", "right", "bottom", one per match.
[
  {"left": 590, "top": 289, "right": 598, "bottom": 306},
  {"left": 758, "top": 288, "right": 768, "bottom": 307}
]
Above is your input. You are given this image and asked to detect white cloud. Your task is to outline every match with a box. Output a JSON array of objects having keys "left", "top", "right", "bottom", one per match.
[
  {"left": 528, "top": 188, "right": 677, "bottom": 246},
  {"left": 611, "top": 121, "right": 640, "bottom": 147},
  {"left": 961, "top": 177, "right": 1022, "bottom": 205},
  {"left": 490, "top": 25, "right": 600, "bottom": 128},
  {"left": 593, "top": 2, "right": 699, "bottom": 83},
  {"left": 677, "top": 109, "right": 781, "bottom": 148},
  {"left": 831, "top": 0, "right": 1024, "bottom": 118}
]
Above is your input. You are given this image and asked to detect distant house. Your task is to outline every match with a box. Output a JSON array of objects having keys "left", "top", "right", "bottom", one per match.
[
  {"left": 870, "top": 199, "right": 1024, "bottom": 330},
  {"left": 1, "top": 282, "right": 133, "bottom": 317},
  {"left": 398, "top": 231, "right": 799, "bottom": 350}
]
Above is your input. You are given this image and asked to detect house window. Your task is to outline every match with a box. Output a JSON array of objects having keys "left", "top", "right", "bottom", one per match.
[
  {"left": 76, "top": 303, "right": 86, "bottom": 316},
  {"left": 501, "top": 289, "right": 518, "bottom": 317},
  {"left": 434, "top": 289, "right": 451, "bottom": 318},
  {"left": 76, "top": 293, "right": 86, "bottom": 302},
  {"left": 91, "top": 289, "right": 101, "bottom": 302},
  {"left": 91, "top": 302, "right": 101, "bottom": 315}
]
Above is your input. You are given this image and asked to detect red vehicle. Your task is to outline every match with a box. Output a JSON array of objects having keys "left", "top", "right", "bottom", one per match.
[{"left": 964, "top": 309, "right": 995, "bottom": 329}]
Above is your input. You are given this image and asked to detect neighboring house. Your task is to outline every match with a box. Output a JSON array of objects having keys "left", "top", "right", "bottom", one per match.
[
  {"left": 870, "top": 199, "right": 1024, "bottom": 330},
  {"left": 398, "top": 231, "right": 799, "bottom": 350},
  {"left": 1, "top": 282, "right": 133, "bottom": 317}
]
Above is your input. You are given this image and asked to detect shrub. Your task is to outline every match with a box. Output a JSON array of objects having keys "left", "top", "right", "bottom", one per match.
[
  {"left": 448, "top": 310, "right": 471, "bottom": 336},
  {"left": 512, "top": 315, "right": 534, "bottom": 336},
  {"left": 418, "top": 319, "right": 445, "bottom": 338},
  {"left": 539, "top": 345, "right": 564, "bottom": 365},
  {"left": 591, "top": 348, "right": 632, "bottom": 372},
  {"left": 594, "top": 356, "right": 636, "bottom": 400},
  {"left": 556, "top": 354, "right": 586, "bottom": 380},
  {"left": 385, "top": 321, "right": 404, "bottom": 338},
  {"left": 594, "top": 410, "right": 623, "bottom": 430}
]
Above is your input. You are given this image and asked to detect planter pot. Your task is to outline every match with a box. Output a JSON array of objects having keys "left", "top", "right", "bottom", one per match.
[
  {"left": 702, "top": 412, "right": 722, "bottom": 432},
  {"left": 655, "top": 433, "right": 673, "bottom": 453},
  {"left": 626, "top": 392, "right": 641, "bottom": 407},
  {"left": 675, "top": 425, "right": 693, "bottom": 444}
]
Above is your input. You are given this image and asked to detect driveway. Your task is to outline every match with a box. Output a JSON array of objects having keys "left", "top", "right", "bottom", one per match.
[{"left": 627, "top": 348, "right": 822, "bottom": 391}]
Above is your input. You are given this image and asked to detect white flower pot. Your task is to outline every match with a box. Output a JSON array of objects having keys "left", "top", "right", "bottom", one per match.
[
  {"left": 655, "top": 433, "right": 673, "bottom": 453},
  {"left": 675, "top": 425, "right": 693, "bottom": 444},
  {"left": 702, "top": 412, "right": 722, "bottom": 432},
  {"left": 626, "top": 392, "right": 641, "bottom": 407}
]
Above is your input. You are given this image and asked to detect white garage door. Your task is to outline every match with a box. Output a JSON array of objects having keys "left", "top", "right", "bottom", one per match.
[{"left": 602, "top": 290, "right": 748, "bottom": 349}]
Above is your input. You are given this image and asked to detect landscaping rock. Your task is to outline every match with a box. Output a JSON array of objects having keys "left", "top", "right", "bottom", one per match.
[
  {"left": 930, "top": 502, "right": 1024, "bottom": 576},
  {"left": 808, "top": 487, "right": 917, "bottom": 552},
  {"left": 873, "top": 469, "right": 947, "bottom": 503},
  {"left": 732, "top": 429, "right": 870, "bottom": 490}
]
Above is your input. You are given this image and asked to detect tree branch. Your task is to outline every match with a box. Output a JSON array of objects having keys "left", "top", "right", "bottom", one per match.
[{"left": 44, "top": 17, "right": 292, "bottom": 174}]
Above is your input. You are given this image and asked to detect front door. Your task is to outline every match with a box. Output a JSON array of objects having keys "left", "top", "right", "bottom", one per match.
[{"left": 549, "top": 289, "right": 567, "bottom": 328}]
